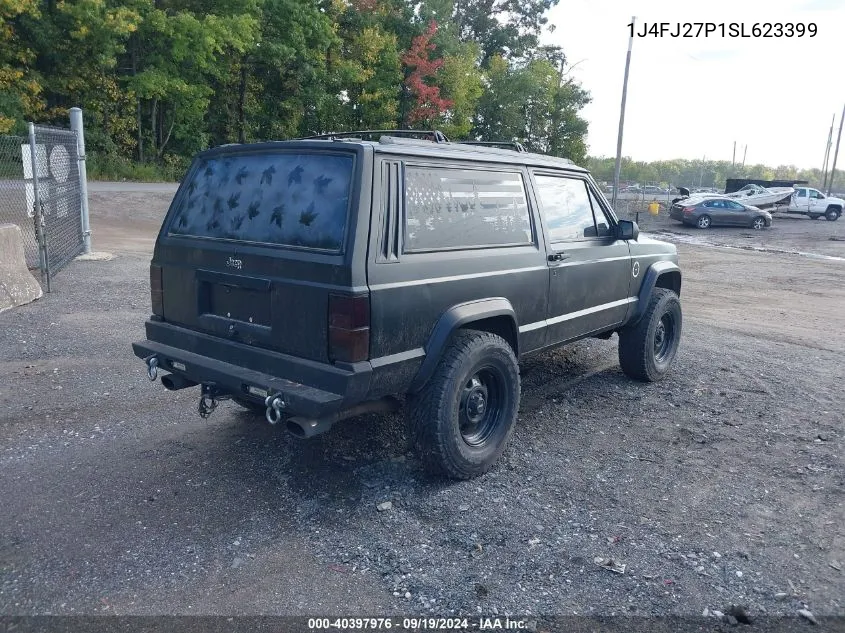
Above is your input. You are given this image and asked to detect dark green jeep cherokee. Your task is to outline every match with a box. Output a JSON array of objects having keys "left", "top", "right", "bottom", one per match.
[{"left": 133, "top": 132, "right": 682, "bottom": 479}]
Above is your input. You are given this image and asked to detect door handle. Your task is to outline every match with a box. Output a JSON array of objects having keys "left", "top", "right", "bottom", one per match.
[{"left": 548, "top": 252, "right": 569, "bottom": 262}]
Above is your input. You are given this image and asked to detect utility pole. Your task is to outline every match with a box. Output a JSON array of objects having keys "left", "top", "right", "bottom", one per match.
[
  {"left": 827, "top": 102, "right": 844, "bottom": 196},
  {"left": 742, "top": 145, "right": 747, "bottom": 167},
  {"left": 822, "top": 113, "right": 835, "bottom": 189},
  {"left": 732, "top": 141, "right": 736, "bottom": 167},
  {"left": 698, "top": 155, "right": 706, "bottom": 188},
  {"left": 611, "top": 16, "right": 635, "bottom": 211}
]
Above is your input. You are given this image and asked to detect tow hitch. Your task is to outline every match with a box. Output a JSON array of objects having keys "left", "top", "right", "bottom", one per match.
[{"left": 198, "top": 383, "right": 229, "bottom": 419}]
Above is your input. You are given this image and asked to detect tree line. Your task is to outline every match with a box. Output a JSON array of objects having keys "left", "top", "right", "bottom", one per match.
[
  {"left": 586, "top": 156, "right": 842, "bottom": 192},
  {"left": 0, "top": 0, "right": 590, "bottom": 173}
]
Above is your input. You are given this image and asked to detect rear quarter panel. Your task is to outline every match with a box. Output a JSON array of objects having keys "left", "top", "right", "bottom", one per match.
[{"left": 365, "top": 157, "right": 549, "bottom": 398}]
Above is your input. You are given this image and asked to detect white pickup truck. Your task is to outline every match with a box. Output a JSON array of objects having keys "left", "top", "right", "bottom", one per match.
[{"left": 785, "top": 187, "right": 843, "bottom": 221}]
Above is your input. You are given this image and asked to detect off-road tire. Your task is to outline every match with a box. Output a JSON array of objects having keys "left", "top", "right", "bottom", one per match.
[
  {"left": 618, "top": 288, "right": 682, "bottom": 382},
  {"left": 406, "top": 330, "right": 520, "bottom": 480},
  {"left": 825, "top": 207, "right": 841, "bottom": 221},
  {"left": 696, "top": 215, "right": 711, "bottom": 229}
]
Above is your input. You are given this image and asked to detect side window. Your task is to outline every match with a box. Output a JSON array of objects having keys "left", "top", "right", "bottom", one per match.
[
  {"left": 810, "top": 189, "right": 824, "bottom": 199},
  {"left": 727, "top": 200, "right": 745, "bottom": 210},
  {"left": 705, "top": 199, "right": 722, "bottom": 208},
  {"left": 587, "top": 188, "right": 612, "bottom": 237},
  {"left": 795, "top": 189, "right": 807, "bottom": 198},
  {"left": 534, "top": 175, "right": 597, "bottom": 242},
  {"left": 403, "top": 166, "right": 533, "bottom": 252}
]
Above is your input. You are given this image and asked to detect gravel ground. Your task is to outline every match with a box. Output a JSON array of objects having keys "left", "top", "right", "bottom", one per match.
[{"left": 0, "top": 188, "right": 842, "bottom": 623}]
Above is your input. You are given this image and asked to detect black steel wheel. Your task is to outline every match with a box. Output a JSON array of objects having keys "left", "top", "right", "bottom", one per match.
[
  {"left": 407, "top": 330, "right": 520, "bottom": 479},
  {"left": 619, "top": 288, "right": 682, "bottom": 382},
  {"left": 459, "top": 368, "right": 507, "bottom": 447}
]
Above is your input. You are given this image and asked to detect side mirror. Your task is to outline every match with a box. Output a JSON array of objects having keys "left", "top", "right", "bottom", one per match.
[{"left": 617, "top": 219, "right": 639, "bottom": 241}]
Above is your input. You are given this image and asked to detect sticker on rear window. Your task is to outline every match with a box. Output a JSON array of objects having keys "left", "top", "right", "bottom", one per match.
[{"left": 169, "top": 152, "right": 353, "bottom": 252}]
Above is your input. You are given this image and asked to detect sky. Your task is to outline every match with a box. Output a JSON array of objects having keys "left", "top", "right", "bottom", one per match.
[{"left": 542, "top": 0, "right": 845, "bottom": 168}]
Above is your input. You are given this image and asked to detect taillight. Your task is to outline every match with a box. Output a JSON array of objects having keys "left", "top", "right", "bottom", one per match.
[
  {"left": 150, "top": 263, "right": 164, "bottom": 316},
  {"left": 328, "top": 293, "right": 370, "bottom": 363},
  {"left": 683, "top": 206, "right": 696, "bottom": 215}
]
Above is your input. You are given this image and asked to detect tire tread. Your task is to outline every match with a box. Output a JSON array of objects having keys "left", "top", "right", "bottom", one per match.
[
  {"left": 407, "top": 330, "right": 519, "bottom": 479},
  {"left": 618, "top": 288, "right": 680, "bottom": 382}
]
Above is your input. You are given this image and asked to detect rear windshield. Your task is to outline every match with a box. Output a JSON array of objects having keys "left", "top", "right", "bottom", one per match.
[{"left": 168, "top": 151, "right": 353, "bottom": 252}]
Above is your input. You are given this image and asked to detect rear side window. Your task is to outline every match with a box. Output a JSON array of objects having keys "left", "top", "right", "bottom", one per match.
[
  {"left": 168, "top": 152, "right": 353, "bottom": 252},
  {"left": 403, "top": 167, "right": 533, "bottom": 252}
]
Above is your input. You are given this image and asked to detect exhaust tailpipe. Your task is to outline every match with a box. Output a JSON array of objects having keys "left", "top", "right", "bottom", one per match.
[
  {"left": 286, "top": 417, "right": 333, "bottom": 439},
  {"left": 161, "top": 373, "right": 199, "bottom": 391},
  {"left": 284, "top": 397, "right": 401, "bottom": 439}
]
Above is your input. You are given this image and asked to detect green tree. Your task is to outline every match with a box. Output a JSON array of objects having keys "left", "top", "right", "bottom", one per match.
[
  {"left": 124, "top": 0, "right": 258, "bottom": 160},
  {"left": 435, "top": 41, "right": 482, "bottom": 138},
  {"left": 472, "top": 53, "right": 589, "bottom": 162},
  {"left": 0, "top": 0, "right": 43, "bottom": 133}
]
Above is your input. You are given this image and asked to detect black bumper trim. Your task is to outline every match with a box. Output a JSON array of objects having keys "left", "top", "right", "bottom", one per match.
[{"left": 132, "top": 339, "right": 345, "bottom": 418}]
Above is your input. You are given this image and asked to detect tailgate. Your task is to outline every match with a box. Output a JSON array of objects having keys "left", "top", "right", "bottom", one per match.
[{"left": 151, "top": 145, "right": 366, "bottom": 363}]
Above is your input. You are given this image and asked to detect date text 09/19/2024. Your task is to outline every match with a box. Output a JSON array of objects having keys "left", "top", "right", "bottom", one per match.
[
  {"left": 629, "top": 22, "right": 817, "bottom": 38},
  {"left": 307, "top": 617, "right": 529, "bottom": 630}
]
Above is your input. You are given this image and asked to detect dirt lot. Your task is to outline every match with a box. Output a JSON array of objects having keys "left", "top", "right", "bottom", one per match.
[{"left": 0, "top": 186, "right": 843, "bottom": 624}]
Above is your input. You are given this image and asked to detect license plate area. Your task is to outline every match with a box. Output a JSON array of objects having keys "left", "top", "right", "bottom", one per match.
[
  {"left": 203, "top": 282, "right": 271, "bottom": 326},
  {"left": 196, "top": 269, "right": 272, "bottom": 327}
]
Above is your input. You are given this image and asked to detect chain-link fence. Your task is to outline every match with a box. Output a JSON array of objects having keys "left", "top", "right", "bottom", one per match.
[
  {"left": 29, "top": 125, "right": 85, "bottom": 273},
  {"left": 611, "top": 191, "right": 679, "bottom": 216},
  {"left": 0, "top": 119, "right": 88, "bottom": 290},
  {"left": 0, "top": 134, "right": 39, "bottom": 268}
]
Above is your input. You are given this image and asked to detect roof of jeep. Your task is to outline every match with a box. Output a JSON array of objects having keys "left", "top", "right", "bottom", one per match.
[{"left": 201, "top": 137, "right": 589, "bottom": 174}]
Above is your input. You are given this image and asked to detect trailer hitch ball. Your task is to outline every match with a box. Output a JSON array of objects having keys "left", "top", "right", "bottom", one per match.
[
  {"left": 264, "top": 394, "right": 286, "bottom": 425},
  {"left": 147, "top": 356, "right": 159, "bottom": 381}
]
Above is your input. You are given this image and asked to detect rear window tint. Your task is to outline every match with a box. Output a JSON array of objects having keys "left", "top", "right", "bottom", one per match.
[
  {"left": 404, "top": 167, "right": 532, "bottom": 251},
  {"left": 168, "top": 152, "right": 353, "bottom": 252}
]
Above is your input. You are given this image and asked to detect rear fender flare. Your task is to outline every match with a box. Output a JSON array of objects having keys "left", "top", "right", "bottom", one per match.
[
  {"left": 408, "top": 298, "right": 517, "bottom": 393},
  {"left": 629, "top": 261, "right": 682, "bottom": 324}
]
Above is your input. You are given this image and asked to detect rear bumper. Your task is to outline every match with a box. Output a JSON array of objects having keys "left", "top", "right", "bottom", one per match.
[{"left": 132, "top": 319, "right": 372, "bottom": 418}]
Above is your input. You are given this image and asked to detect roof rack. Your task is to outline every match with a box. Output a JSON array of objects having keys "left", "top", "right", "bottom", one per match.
[
  {"left": 457, "top": 141, "right": 527, "bottom": 153},
  {"left": 300, "top": 130, "right": 450, "bottom": 143}
]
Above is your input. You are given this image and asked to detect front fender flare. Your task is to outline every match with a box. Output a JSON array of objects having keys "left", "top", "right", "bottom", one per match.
[
  {"left": 408, "top": 297, "right": 517, "bottom": 393},
  {"left": 629, "top": 260, "right": 682, "bottom": 323}
]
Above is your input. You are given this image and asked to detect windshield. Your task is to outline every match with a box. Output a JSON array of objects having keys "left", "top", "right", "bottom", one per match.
[{"left": 168, "top": 151, "right": 354, "bottom": 252}]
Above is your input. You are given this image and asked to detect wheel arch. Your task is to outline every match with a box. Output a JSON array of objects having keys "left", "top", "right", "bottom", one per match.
[
  {"left": 630, "top": 261, "right": 681, "bottom": 324},
  {"left": 408, "top": 298, "right": 518, "bottom": 393}
]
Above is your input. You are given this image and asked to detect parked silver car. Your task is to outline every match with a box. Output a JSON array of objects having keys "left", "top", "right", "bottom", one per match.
[{"left": 669, "top": 197, "right": 772, "bottom": 229}]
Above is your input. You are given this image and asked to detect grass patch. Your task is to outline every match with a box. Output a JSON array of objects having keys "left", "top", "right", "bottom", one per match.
[{"left": 87, "top": 153, "right": 184, "bottom": 182}]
